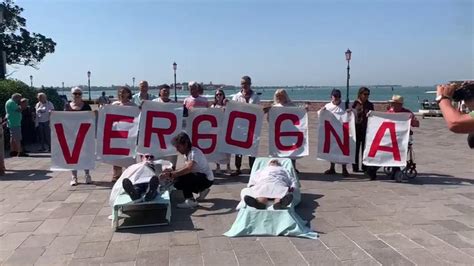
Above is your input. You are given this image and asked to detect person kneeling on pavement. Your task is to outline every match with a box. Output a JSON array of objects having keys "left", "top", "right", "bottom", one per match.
[
  {"left": 243, "top": 159, "right": 296, "bottom": 210},
  {"left": 159, "top": 132, "right": 214, "bottom": 209}
]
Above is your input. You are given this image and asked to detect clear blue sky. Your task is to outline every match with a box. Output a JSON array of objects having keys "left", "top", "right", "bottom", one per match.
[{"left": 8, "top": 0, "right": 473, "bottom": 87}]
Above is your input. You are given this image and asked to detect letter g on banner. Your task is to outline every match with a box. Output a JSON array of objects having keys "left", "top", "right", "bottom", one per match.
[{"left": 269, "top": 106, "right": 309, "bottom": 157}]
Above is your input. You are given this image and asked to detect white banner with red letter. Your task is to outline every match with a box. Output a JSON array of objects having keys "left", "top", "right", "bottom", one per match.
[
  {"left": 96, "top": 104, "right": 140, "bottom": 166},
  {"left": 317, "top": 110, "right": 356, "bottom": 164},
  {"left": 218, "top": 101, "right": 264, "bottom": 156},
  {"left": 50, "top": 111, "right": 96, "bottom": 171},
  {"left": 268, "top": 107, "right": 309, "bottom": 157},
  {"left": 137, "top": 101, "right": 183, "bottom": 157},
  {"left": 363, "top": 111, "right": 410, "bottom": 167},
  {"left": 186, "top": 108, "right": 227, "bottom": 163}
]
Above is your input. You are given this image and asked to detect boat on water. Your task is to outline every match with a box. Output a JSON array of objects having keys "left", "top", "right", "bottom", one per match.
[{"left": 418, "top": 91, "right": 442, "bottom": 118}]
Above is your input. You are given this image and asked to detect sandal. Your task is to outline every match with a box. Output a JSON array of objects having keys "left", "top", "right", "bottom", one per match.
[{"left": 324, "top": 169, "right": 336, "bottom": 175}]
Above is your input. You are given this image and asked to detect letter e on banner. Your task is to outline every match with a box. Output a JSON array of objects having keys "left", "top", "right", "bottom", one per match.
[
  {"left": 218, "top": 101, "right": 264, "bottom": 156},
  {"left": 137, "top": 101, "right": 183, "bottom": 157},
  {"left": 50, "top": 111, "right": 96, "bottom": 170},
  {"left": 363, "top": 111, "right": 411, "bottom": 167},
  {"left": 317, "top": 109, "right": 356, "bottom": 164},
  {"left": 269, "top": 107, "right": 309, "bottom": 157}
]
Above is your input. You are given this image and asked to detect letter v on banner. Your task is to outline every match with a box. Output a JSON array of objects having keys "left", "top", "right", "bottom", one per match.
[
  {"left": 218, "top": 101, "right": 264, "bottom": 156},
  {"left": 137, "top": 101, "right": 183, "bottom": 157},
  {"left": 50, "top": 111, "right": 96, "bottom": 170},
  {"left": 363, "top": 111, "right": 411, "bottom": 167},
  {"left": 316, "top": 109, "right": 356, "bottom": 164}
]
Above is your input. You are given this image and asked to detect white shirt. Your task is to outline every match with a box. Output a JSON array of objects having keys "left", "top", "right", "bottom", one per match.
[
  {"left": 153, "top": 98, "right": 175, "bottom": 103},
  {"left": 248, "top": 165, "right": 296, "bottom": 199},
  {"left": 232, "top": 91, "right": 260, "bottom": 104},
  {"left": 35, "top": 101, "right": 55, "bottom": 123},
  {"left": 185, "top": 147, "right": 214, "bottom": 181},
  {"left": 324, "top": 101, "right": 346, "bottom": 115}
]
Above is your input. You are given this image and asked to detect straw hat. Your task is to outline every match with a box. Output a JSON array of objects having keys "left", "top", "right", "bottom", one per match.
[{"left": 389, "top": 95, "right": 404, "bottom": 104}]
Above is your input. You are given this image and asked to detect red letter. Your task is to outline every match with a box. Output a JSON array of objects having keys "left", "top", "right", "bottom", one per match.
[
  {"left": 143, "top": 111, "right": 177, "bottom": 149},
  {"left": 225, "top": 111, "right": 256, "bottom": 149},
  {"left": 367, "top": 121, "right": 401, "bottom": 161},
  {"left": 323, "top": 120, "right": 350, "bottom": 156},
  {"left": 275, "top": 113, "right": 304, "bottom": 151},
  {"left": 192, "top": 115, "right": 218, "bottom": 154},
  {"left": 103, "top": 114, "right": 134, "bottom": 156},
  {"left": 54, "top": 123, "right": 91, "bottom": 164}
]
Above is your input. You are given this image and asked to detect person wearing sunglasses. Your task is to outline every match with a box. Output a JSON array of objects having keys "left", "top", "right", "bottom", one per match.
[
  {"left": 65, "top": 87, "right": 93, "bottom": 186},
  {"left": 210, "top": 89, "right": 231, "bottom": 174},
  {"left": 352, "top": 87, "right": 374, "bottom": 173}
]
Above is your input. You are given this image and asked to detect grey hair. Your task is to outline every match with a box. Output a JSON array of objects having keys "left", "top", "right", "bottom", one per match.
[
  {"left": 268, "top": 159, "right": 282, "bottom": 166},
  {"left": 11, "top": 93, "right": 22, "bottom": 99},
  {"left": 37, "top": 92, "right": 47, "bottom": 98}
]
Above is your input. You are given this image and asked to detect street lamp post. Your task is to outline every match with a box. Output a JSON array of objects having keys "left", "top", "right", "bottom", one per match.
[
  {"left": 173, "top": 62, "right": 177, "bottom": 102},
  {"left": 345, "top": 49, "right": 352, "bottom": 109},
  {"left": 29, "top": 75, "right": 33, "bottom": 88},
  {"left": 87, "top": 71, "right": 91, "bottom": 101},
  {"left": 132, "top": 77, "right": 135, "bottom": 90}
]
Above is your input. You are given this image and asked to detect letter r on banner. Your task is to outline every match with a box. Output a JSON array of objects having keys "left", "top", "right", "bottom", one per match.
[
  {"left": 367, "top": 121, "right": 401, "bottom": 161},
  {"left": 54, "top": 123, "right": 91, "bottom": 164},
  {"left": 225, "top": 111, "right": 256, "bottom": 149},
  {"left": 275, "top": 113, "right": 304, "bottom": 151},
  {"left": 192, "top": 114, "right": 218, "bottom": 154},
  {"left": 144, "top": 111, "right": 177, "bottom": 149},
  {"left": 103, "top": 114, "right": 134, "bottom": 156},
  {"left": 323, "top": 121, "right": 350, "bottom": 156}
]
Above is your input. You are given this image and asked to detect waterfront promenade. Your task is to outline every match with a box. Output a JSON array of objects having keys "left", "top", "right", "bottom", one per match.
[{"left": 0, "top": 114, "right": 473, "bottom": 265}]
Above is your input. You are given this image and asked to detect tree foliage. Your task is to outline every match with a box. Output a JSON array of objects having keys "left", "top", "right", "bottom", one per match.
[{"left": 1, "top": 0, "right": 56, "bottom": 68}]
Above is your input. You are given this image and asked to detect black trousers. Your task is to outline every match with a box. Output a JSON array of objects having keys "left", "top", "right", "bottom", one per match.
[
  {"left": 235, "top": 155, "right": 255, "bottom": 171},
  {"left": 353, "top": 127, "right": 367, "bottom": 171},
  {"left": 174, "top": 172, "right": 213, "bottom": 199}
]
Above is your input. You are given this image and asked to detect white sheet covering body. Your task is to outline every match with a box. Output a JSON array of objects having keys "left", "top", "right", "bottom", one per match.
[{"left": 243, "top": 165, "right": 297, "bottom": 199}]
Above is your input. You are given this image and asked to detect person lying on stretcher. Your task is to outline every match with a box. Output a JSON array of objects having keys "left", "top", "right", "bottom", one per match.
[
  {"left": 243, "top": 159, "right": 297, "bottom": 210},
  {"left": 121, "top": 154, "right": 160, "bottom": 202}
]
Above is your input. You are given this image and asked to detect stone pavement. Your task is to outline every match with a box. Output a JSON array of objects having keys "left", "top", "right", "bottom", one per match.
[{"left": 1, "top": 114, "right": 473, "bottom": 265}]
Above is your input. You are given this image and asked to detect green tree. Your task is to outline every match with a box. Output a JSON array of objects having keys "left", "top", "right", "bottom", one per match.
[{"left": 0, "top": 0, "right": 56, "bottom": 78}]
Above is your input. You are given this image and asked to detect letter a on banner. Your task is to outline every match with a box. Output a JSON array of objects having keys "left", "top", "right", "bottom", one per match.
[
  {"left": 186, "top": 108, "right": 225, "bottom": 163},
  {"left": 137, "top": 101, "right": 183, "bottom": 157},
  {"left": 96, "top": 105, "right": 140, "bottom": 165},
  {"left": 50, "top": 111, "right": 96, "bottom": 170},
  {"left": 363, "top": 111, "right": 410, "bottom": 167},
  {"left": 268, "top": 107, "right": 309, "bottom": 157},
  {"left": 317, "top": 109, "right": 356, "bottom": 164},
  {"left": 218, "top": 101, "right": 264, "bottom": 156}
]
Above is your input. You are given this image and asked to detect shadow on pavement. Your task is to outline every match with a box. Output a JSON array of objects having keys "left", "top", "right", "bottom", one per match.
[
  {"left": 296, "top": 193, "right": 323, "bottom": 226},
  {"left": 193, "top": 198, "right": 240, "bottom": 217},
  {"left": 0, "top": 169, "right": 52, "bottom": 181}
]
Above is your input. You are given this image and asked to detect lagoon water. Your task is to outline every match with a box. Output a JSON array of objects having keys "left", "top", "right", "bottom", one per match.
[{"left": 77, "top": 86, "right": 436, "bottom": 112}]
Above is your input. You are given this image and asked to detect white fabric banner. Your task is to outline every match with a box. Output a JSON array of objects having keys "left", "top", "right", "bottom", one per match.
[
  {"left": 363, "top": 111, "right": 411, "bottom": 167},
  {"left": 186, "top": 108, "right": 228, "bottom": 163},
  {"left": 137, "top": 101, "right": 183, "bottom": 157},
  {"left": 218, "top": 101, "right": 264, "bottom": 156},
  {"left": 50, "top": 111, "right": 96, "bottom": 171},
  {"left": 96, "top": 105, "right": 140, "bottom": 166},
  {"left": 268, "top": 107, "right": 309, "bottom": 158},
  {"left": 317, "top": 109, "right": 356, "bottom": 164}
]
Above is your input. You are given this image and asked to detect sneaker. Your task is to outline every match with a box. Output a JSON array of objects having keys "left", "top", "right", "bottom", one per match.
[
  {"left": 177, "top": 199, "right": 198, "bottom": 209},
  {"left": 273, "top": 194, "right": 294, "bottom": 210},
  {"left": 122, "top": 179, "right": 141, "bottom": 201},
  {"left": 70, "top": 177, "right": 78, "bottom": 186},
  {"left": 144, "top": 176, "right": 159, "bottom": 201},
  {"left": 85, "top": 174, "right": 92, "bottom": 184},
  {"left": 342, "top": 169, "right": 350, "bottom": 177},
  {"left": 196, "top": 188, "right": 210, "bottom": 202},
  {"left": 244, "top": 195, "right": 266, "bottom": 209},
  {"left": 230, "top": 169, "right": 242, "bottom": 176}
]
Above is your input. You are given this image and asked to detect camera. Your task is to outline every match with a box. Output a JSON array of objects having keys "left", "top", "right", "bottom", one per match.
[{"left": 451, "top": 81, "right": 474, "bottom": 102}]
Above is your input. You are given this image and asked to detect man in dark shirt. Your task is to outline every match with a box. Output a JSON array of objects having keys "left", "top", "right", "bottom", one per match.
[{"left": 352, "top": 87, "right": 374, "bottom": 173}]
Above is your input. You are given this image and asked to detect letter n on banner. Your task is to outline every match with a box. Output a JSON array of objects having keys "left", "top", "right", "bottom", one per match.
[
  {"left": 363, "top": 111, "right": 411, "bottom": 167},
  {"left": 268, "top": 107, "right": 309, "bottom": 157},
  {"left": 186, "top": 108, "right": 224, "bottom": 162},
  {"left": 50, "top": 111, "right": 96, "bottom": 170},
  {"left": 137, "top": 101, "right": 183, "bottom": 157},
  {"left": 218, "top": 101, "right": 264, "bottom": 156},
  {"left": 96, "top": 105, "right": 140, "bottom": 164},
  {"left": 316, "top": 109, "right": 356, "bottom": 164}
]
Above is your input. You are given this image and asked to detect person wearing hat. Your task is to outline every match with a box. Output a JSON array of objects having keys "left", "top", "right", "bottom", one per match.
[
  {"left": 320, "top": 89, "right": 350, "bottom": 177},
  {"left": 65, "top": 87, "right": 93, "bottom": 186},
  {"left": 230, "top": 75, "right": 260, "bottom": 176}
]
